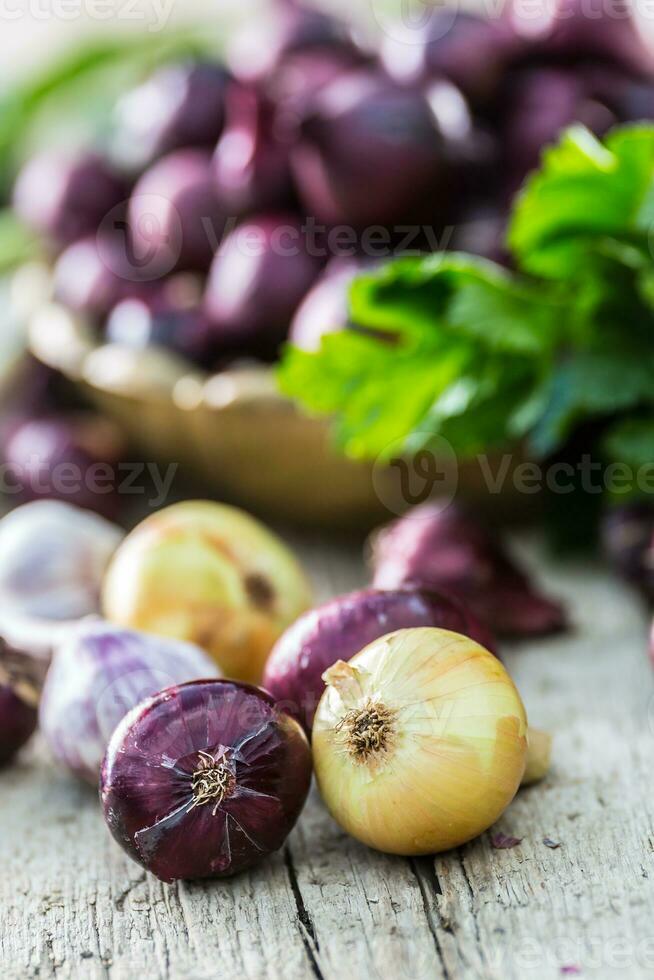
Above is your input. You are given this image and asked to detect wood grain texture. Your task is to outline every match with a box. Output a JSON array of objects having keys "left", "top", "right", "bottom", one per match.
[{"left": 1, "top": 534, "right": 653, "bottom": 980}]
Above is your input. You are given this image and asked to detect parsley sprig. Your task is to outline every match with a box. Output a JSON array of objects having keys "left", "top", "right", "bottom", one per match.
[{"left": 278, "top": 125, "right": 654, "bottom": 478}]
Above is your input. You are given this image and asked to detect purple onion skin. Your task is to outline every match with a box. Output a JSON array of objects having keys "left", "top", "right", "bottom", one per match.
[
  {"left": 114, "top": 63, "right": 231, "bottom": 168},
  {"left": 204, "top": 213, "right": 322, "bottom": 357},
  {"left": 371, "top": 503, "right": 567, "bottom": 639},
  {"left": 0, "top": 684, "right": 37, "bottom": 766},
  {"left": 40, "top": 623, "right": 219, "bottom": 785},
  {"left": 291, "top": 70, "right": 472, "bottom": 228},
  {"left": 129, "top": 150, "right": 226, "bottom": 275},
  {"left": 263, "top": 587, "right": 496, "bottom": 733},
  {"left": 101, "top": 679, "right": 312, "bottom": 881},
  {"left": 213, "top": 85, "right": 294, "bottom": 218},
  {"left": 3, "top": 414, "right": 125, "bottom": 518},
  {"left": 601, "top": 504, "right": 654, "bottom": 601},
  {"left": 13, "top": 151, "right": 125, "bottom": 250}
]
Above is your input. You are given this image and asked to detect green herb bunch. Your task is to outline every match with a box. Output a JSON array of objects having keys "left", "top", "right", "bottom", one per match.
[{"left": 279, "top": 125, "right": 654, "bottom": 486}]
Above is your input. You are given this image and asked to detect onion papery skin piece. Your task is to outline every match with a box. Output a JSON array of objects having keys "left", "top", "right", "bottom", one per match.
[
  {"left": 101, "top": 679, "right": 312, "bottom": 882},
  {"left": 40, "top": 622, "right": 219, "bottom": 784},
  {"left": 263, "top": 587, "right": 496, "bottom": 733},
  {"left": 313, "top": 627, "right": 528, "bottom": 856}
]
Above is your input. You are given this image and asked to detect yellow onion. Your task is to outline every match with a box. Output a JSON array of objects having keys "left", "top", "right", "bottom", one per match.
[
  {"left": 312, "top": 627, "right": 528, "bottom": 855},
  {"left": 102, "top": 501, "right": 312, "bottom": 683}
]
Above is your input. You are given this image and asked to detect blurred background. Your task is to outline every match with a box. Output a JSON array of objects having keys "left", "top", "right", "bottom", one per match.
[{"left": 2, "top": 0, "right": 654, "bottom": 531}]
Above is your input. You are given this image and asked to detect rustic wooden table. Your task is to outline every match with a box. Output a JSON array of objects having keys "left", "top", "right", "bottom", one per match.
[{"left": 1, "top": 532, "right": 653, "bottom": 980}]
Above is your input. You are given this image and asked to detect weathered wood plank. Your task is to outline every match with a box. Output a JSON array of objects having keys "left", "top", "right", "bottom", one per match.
[
  {"left": 0, "top": 536, "right": 652, "bottom": 980},
  {"left": 420, "top": 552, "right": 654, "bottom": 980}
]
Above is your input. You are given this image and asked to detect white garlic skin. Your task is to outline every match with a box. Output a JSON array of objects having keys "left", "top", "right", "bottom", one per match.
[
  {"left": 40, "top": 621, "right": 220, "bottom": 783},
  {"left": 0, "top": 501, "right": 123, "bottom": 621}
]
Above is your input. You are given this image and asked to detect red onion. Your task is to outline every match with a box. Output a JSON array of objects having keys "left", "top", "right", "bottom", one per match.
[
  {"left": 502, "top": 68, "right": 616, "bottom": 191},
  {"left": 40, "top": 622, "right": 219, "bottom": 784},
  {"left": 262, "top": 586, "right": 496, "bottom": 733},
  {"left": 13, "top": 151, "right": 125, "bottom": 249},
  {"left": 291, "top": 70, "right": 473, "bottom": 228},
  {"left": 101, "top": 679, "right": 311, "bottom": 881},
  {"left": 270, "top": 47, "right": 364, "bottom": 117},
  {"left": 371, "top": 503, "right": 567, "bottom": 638},
  {"left": 0, "top": 684, "right": 36, "bottom": 765},
  {"left": 3, "top": 414, "right": 126, "bottom": 518},
  {"left": 0, "top": 638, "right": 40, "bottom": 766},
  {"left": 129, "top": 150, "right": 226, "bottom": 276},
  {"left": 0, "top": 501, "right": 123, "bottom": 621},
  {"left": 114, "top": 62, "right": 231, "bottom": 168},
  {"left": 508, "top": 0, "right": 654, "bottom": 79},
  {"left": 381, "top": 11, "right": 522, "bottom": 109},
  {"left": 53, "top": 234, "right": 150, "bottom": 320},
  {"left": 213, "top": 85, "right": 293, "bottom": 217},
  {"left": 204, "top": 213, "right": 321, "bottom": 357},
  {"left": 228, "top": 0, "right": 355, "bottom": 83}
]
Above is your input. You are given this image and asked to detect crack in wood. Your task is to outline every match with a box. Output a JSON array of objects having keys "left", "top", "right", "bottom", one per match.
[
  {"left": 283, "top": 847, "right": 324, "bottom": 980},
  {"left": 88, "top": 895, "right": 112, "bottom": 979},
  {"left": 408, "top": 858, "right": 453, "bottom": 980},
  {"left": 456, "top": 850, "right": 485, "bottom": 959}
]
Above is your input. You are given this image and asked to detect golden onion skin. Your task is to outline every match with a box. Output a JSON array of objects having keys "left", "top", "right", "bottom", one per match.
[
  {"left": 102, "top": 501, "right": 312, "bottom": 683},
  {"left": 312, "top": 627, "right": 528, "bottom": 856}
]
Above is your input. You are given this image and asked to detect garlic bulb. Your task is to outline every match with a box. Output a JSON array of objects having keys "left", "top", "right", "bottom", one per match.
[
  {"left": 0, "top": 501, "right": 123, "bottom": 621},
  {"left": 312, "top": 627, "right": 528, "bottom": 855}
]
